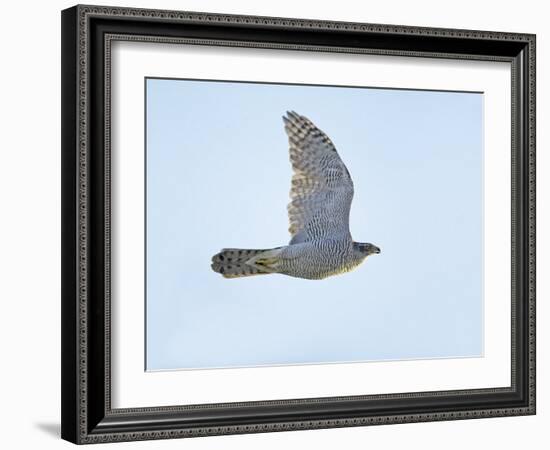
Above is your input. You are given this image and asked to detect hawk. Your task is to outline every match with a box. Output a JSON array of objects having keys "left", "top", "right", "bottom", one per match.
[{"left": 211, "top": 111, "right": 380, "bottom": 280}]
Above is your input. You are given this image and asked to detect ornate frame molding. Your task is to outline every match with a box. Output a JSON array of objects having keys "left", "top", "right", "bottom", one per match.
[{"left": 61, "top": 4, "right": 536, "bottom": 444}]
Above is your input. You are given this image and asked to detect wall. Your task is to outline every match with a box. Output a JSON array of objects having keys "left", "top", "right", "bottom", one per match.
[{"left": 0, "top": 0, "right": 545, "bottom": 448}]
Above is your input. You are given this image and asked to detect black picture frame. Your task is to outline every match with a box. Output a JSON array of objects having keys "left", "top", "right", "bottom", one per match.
[{"left": 61, "top": 4, "right": 536, "bottom": 444}]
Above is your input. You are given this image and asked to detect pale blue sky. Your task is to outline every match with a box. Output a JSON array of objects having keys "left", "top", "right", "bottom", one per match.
[{"left": 145, "top": 78, "right": 483, "bottom": 370}]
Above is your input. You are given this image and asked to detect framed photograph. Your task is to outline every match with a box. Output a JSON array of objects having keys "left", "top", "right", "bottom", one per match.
[{"left": 61, "top": 4, "right": 536, "bottom": 444}]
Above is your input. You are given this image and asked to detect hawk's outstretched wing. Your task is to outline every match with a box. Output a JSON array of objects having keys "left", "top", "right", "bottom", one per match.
[{"left": 282, "top": 111, "right": 354, "bottom": 244}]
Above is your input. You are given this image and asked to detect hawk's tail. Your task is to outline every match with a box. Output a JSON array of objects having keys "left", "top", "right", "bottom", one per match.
[{"left": 211, "top": 247, "right": 282, "bottom": 278}]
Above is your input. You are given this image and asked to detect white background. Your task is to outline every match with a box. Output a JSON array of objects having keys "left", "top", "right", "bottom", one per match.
[{"left": 0, "top": 0, "right": 546, "bottom": 449}]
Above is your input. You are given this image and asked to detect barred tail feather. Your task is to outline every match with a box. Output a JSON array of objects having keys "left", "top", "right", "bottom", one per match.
[{"left": 211, "top": 247, "right": 282, "bottom": 278}]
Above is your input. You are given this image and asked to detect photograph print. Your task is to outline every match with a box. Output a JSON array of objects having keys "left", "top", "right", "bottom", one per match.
[{"left": 145, "top": 78, "right": 483, "bottom": 371}]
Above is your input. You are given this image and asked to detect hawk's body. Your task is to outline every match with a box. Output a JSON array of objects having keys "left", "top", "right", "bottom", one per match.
[
  {"left": 211, "top": 111, "right": 380, "bottom": 280},
  {"left": 276, "top": 240, "right": 370, "bottom": 280}
]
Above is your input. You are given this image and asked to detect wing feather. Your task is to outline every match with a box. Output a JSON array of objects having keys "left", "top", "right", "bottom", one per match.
[{"left": 282, "top": 111, "right": 354, "bottom": 244}]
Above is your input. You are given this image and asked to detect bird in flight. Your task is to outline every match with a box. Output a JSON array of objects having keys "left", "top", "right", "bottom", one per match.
[{"left": 211, "top": 111, "right": 380, "bottom": 280}]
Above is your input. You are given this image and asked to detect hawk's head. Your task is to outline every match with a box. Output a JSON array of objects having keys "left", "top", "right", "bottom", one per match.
[{"left": 354, "top": 242, "right": 381, "bottom": 257}]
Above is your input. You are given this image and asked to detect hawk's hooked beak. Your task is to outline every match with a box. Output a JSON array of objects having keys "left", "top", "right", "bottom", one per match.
[{"left": 372, "top": 246, "right": 381, "bottom": 254}]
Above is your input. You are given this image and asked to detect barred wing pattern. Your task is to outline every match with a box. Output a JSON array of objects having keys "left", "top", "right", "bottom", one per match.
[{"left": 283, "top": 111, "right": 354, "bottom": 244}]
